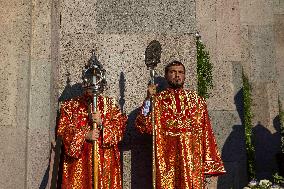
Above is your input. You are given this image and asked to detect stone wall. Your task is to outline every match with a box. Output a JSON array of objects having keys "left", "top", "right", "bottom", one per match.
[
  {"left": 0, "top": 0, "right": 54, "bottom": 188},
  {"left": 1, "top": 0, "right": 284, "bottom": 188},
  {"left": 0, "top": 1, "right": 30, "bottom": 188},
  {"left": 197, "top": 0, "right": 284, "bottom": 188}
]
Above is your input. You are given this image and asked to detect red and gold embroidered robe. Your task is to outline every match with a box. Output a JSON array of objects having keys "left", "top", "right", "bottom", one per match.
[
  {"left": 57, "top": 94, "right": 127, "bottom": 189},
  {"left": 135, "top": 89, "right": 225, "bottom": 189}
]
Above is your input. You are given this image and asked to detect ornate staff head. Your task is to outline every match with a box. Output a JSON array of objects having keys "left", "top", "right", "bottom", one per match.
[
  {"left": 145, "top": 40, "right": 162, "bottom": 84},
  {"left": 82, "top": 52, "right": 107, "bottom": 95},
  {"left": 145, "top": 40, "right": 162, "bottom": 69}
]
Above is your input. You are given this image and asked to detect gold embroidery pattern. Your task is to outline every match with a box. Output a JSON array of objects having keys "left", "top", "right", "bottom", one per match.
[{"left": 135, "top": 89, "right": 225, "bottom": 189}]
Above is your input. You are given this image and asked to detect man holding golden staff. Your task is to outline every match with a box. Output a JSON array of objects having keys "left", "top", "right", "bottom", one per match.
[
  {"left": 135, "top": 60, "right": 226, "bottom": 189},
  {"left": 57, "top": 60, "right": 127, "bottom": 189}
]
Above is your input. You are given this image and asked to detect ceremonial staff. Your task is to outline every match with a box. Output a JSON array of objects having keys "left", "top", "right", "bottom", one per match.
[
  {"left": 145, "top": 40, "right": 162, "bottom": 189},
  {"left": 82, "top": 53, "right": 106, "bottom": 189}
]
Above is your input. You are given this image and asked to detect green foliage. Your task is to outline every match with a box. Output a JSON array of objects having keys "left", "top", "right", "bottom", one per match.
[
  {"left": 278, "top": 99, "right": 284, "bottom": 153},
  {"left": 273, "top": 172, "right": 284, "bottom": 186},
  {"left": 196, "top": 38, "right": 213, "bottom": 99},
  {"left": 242, "top": 72, "right": 256, "bottom": 180}
]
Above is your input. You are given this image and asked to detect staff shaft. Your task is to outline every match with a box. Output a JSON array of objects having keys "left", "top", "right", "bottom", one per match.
[
  {"left": 93, "top": 88, "right": 99, "bottom": 189},
  {"left": 150, "top": 69, "right": 156, "bottom": 189}
]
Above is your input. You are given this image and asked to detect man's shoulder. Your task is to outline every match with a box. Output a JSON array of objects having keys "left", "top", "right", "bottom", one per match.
[
  {"left": 156, "top": 89, "right": 201, "bottom": 98},
  {"left": 183, "top": 89, "right": 207, "bottom": 104},
  {"left": 154, "top": 89, "right": 207, "bottom": 108},
  {"left": 156, "top": 90, "right": 169, "bottom": 96},
  {"left": 98, "top": 95, "right": 117, "bottom": 106},
  {"left": 155, "top": 90, "right": 171, "bottom": 100},
  {"left": 98, "top": 95, "right": 112, "bottom": 101},
  {"left": 184, "top": 89, "right": 205, "bottom": 99},
  {"left": 183, "top": 89, "right": 198, "bottom": 96},
  {"left": 60, "top": 96, "right": 85, "bottom": 110}
]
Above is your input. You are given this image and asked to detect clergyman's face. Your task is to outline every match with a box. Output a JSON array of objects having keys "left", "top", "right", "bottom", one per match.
[{"left": 165, "top": 65, "right": 185, "bottom": 89}]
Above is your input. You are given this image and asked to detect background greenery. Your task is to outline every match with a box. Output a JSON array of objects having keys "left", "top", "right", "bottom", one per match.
[{"left": 196, "top": 37, "right": 213, "bottom": 99}]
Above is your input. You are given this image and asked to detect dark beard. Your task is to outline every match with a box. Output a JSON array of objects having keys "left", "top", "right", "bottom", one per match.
[{"left": 168, "top": 81, "right": 184, "bottom": 89}]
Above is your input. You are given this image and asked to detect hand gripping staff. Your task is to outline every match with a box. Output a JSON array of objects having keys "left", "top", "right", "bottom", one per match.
[{"left": 82, "top": 52, "right": 107, "bottom": 189}]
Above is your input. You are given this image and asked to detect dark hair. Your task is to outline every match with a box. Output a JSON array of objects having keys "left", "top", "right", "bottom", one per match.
[{"left": 164, "top": 60, "right": 185, "bottom": 75}]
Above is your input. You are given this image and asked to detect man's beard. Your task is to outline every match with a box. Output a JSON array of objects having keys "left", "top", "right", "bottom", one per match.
[{"left": 168, "top": 81, "right": 184, "bottom": 89}]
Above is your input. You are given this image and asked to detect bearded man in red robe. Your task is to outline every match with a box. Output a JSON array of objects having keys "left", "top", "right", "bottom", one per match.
[
  {"left": 135, "top": 60, "right": 225, "bottom": 189},
  {"left": 57, "top": 67, "right": 127, "bottom": 189}
]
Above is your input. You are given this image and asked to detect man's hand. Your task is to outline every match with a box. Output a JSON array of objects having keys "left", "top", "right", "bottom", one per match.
[
  {"left": 92, "top": 111, "right": 102, "bottom": 126},
  {"left": 147, "top": 84, "right": 158, "bottom": 97},
  {"left": 86, "top": 129, "right": 100, "bottom": 141}
]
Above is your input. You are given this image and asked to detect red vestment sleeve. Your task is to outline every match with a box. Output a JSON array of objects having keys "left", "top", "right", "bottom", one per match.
[
  {"left": 202, "top": 101, "right": 226, "bottom": 175},
  {"left": 99, "top": 97, "right": 127, "bottom": 147},
  {"left": 57, "top": 100, "right": 89, "bottom": 159},
  {"left": 102, "top": 104, "right": 127, "bottom": 147}
]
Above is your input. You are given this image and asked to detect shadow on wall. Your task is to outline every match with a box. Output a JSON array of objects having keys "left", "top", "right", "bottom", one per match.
[
  {"left": 253, "top": 118, "right": 281, "bottom": 180},
  {"left": 217, "top": 89, "right": 282, "bottom": 189},
  {"left": 275, "top": 115, "right": 284, "bottom": 177},
  {"left": 217, "top": 89, "right": 247, "bottom": 189},
  {"left": 120, "top": 75, "right": 168, "bottom": 189},
  {"left": 39, "top": 164, "right": 50, "bottom": 189},
  {"left": 58, "top": 74, "right": 84, "bottom": 103}
]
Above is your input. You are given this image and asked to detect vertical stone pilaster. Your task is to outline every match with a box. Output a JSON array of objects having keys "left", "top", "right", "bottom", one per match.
[
  {"left": 274, "top": 14, "right": 284, "bottom": 106},
  {"left": 0, "top": 1, "right": 31, "bottom": 188},
  {"left": 26, "top": 0, "right": 53, "bottom": 188}
]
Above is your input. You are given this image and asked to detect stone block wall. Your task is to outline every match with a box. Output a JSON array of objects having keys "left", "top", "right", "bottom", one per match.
[
  {"left": 1, "top": 0, "right": 284, "bottom": 188},
  {"left": 0, "top": 0, "right": 54, "bottom": 188},
  {"left": 197, "top": 0, "right": 284, "bottom": 188},
  {"left": 0, "top": 1, "right": 30, "bottom": 187}
]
